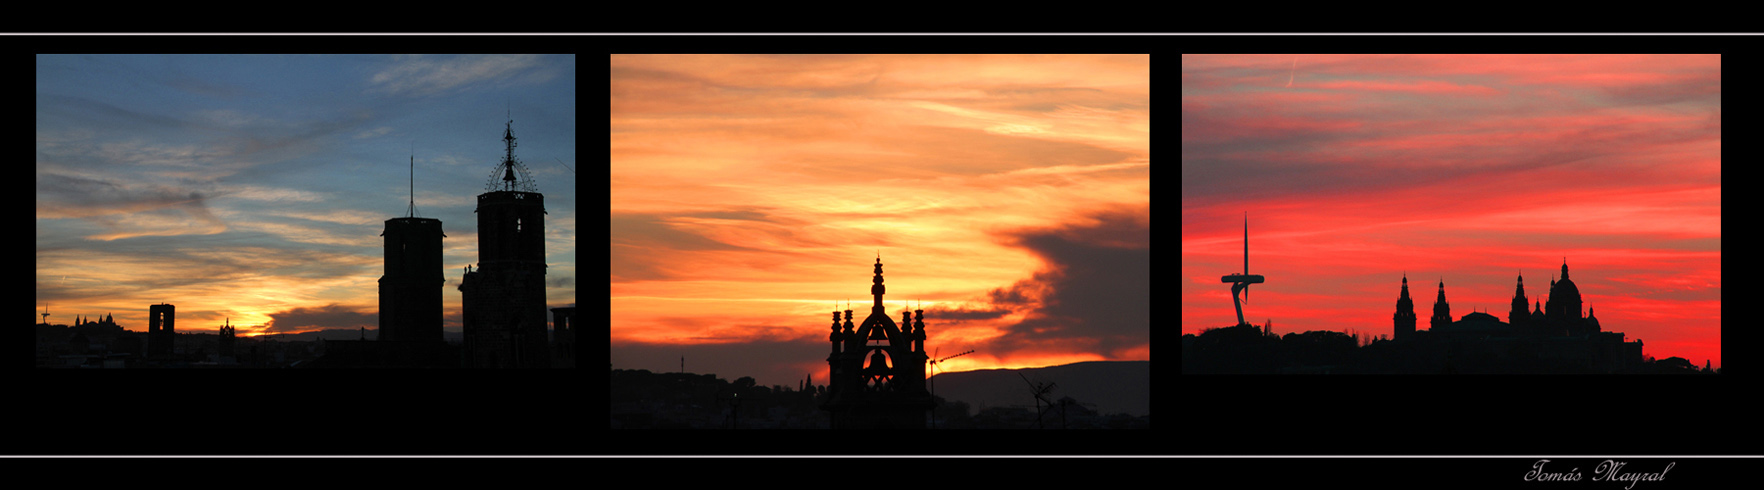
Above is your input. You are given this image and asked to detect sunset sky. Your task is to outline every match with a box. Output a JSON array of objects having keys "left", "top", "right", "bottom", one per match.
[
  {"left": 611, "top": 54, "right": 1150, "bottom": 388},
  {"left": 36, "top": 54, "right": 578, "bottom": 337},
  {"left": 1182, "top": 54, "right": 1720, "bottom": 368}
]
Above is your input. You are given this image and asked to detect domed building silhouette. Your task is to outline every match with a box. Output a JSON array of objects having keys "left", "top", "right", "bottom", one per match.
[{"left": 1390, "top": 260, "right": 1643, "bottom": 373}]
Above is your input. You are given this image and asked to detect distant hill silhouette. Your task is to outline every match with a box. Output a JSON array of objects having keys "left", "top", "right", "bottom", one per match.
[
  {"left": 244, "top": 328, "right": 467, "bottom": 343},
  {"left": 928, "top": 360, "right": 1149, "bottom": 417}
]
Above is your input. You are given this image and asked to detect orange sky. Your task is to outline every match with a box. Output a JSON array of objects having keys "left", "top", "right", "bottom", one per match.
[{"left": 611, "top": 54, "right": 1150, "bottom": 388}]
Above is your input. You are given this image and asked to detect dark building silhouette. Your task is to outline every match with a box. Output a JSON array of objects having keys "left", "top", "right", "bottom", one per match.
[
  {"left": 148, "top": 303, "right": 175, "bottom": 358},
  {"left": 1392, "top": 274, "right": 1416, "bottom": 340},
  {"left": 460, "top": 119, "right": 550, "bottom": 368},
  {"left": 551, "top": 306, "right": 576, "bottom": 368},
  {"left": 379, "top": 216, "right": 446, "bottom": 342},
  {"left": 1508, "top": 272, "right": 1530, "bottom": 329},
  {"left": 1390, "top": 260, "right": 1643, "bottom": 373},
  {"left": 1544, "top": 261, "right": 1588, "bottom": 333},
  {"left": 218, "top": 318, "right": 236, "bottom": 358},
  {"left": 820, "top": 257, "right": 935, "bottom": 429},
  {"left": 310, "top": 152, "right": 462, "bottom": 366},
  {"left": 1429, "top": 279, "right": 1451, "bottom": 332},
  {"left": 312, "top": 152, "right": 458, "bottom": 368}
]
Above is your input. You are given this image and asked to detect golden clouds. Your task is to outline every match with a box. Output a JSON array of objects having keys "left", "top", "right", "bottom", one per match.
[{"left": 612, "top": 54, "right": 1149, "bottom": 382}]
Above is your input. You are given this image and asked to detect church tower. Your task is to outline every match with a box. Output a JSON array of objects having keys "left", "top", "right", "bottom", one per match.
[
  {"left": 1508, "top": 272, "right": 1529, "bottom": 328},
  {"left": 460, "top": 118, "right": 550, "bottom": 368},
  {"left": 1393, "top": 274, "right": 1416, "bottom": 340},
  {"left": 219, "top": 318, "right": 236, "bottom": 358},
  {"left": 379, "top": 215, "right": 445, "bottom": 342},
  {"left": 148, "top": 303, "right": 175, "bottom": 358},
  {"left": 821, "top": 256, "right": 934, "bottom": 429},
  {"left": 1430, "top": 279, "right": 1452, "bottom": 331}
]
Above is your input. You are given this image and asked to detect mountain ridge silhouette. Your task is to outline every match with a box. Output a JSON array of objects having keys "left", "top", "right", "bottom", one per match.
[{"left": 929, "top": 360, "right": 1149, "bottom": 417}]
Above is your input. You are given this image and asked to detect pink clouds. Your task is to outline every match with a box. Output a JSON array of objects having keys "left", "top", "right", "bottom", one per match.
[{"left": 1307, "top": 79, "right": 1502, "bottom": 96}]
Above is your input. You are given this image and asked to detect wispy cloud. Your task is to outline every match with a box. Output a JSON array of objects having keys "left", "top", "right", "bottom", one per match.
[{"left": 368, "top": 54, "right": 550, "bottom": 98}]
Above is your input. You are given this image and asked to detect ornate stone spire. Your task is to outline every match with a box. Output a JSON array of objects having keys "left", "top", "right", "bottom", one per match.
[
  {"left": 1399, "top": 273, "right": 1411, "bottom": 301},
  {"left": 1430, "top": 278, "right": 1452, "bottom": 331},
  {"left": 1394, "top": 273, "right": 1417, "bottom": 340},
  {"left": 1510, "top": 271, "right": 1530, "bottom": 325},
  {"left": 870, "top": 255, "right": 886, "bottom": 310}
]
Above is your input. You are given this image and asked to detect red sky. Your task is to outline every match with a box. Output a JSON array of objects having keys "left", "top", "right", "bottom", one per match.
[
  {"left": 1182, "top": 54, "right": 1720, "bottom": 368},
  {"left": 612, "top": 55, "right": 1150, "bottom": 388}
]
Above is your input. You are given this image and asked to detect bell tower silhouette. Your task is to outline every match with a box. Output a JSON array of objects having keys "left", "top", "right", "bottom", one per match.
[
  {"left": 460, "top": 118, "right": 549, "bottom": 368},
  {"left": 1393, "top": 273, "right": 1416, "bottom": 340},
  {"left": 821, "top": 255, "right": 934, "bottom": 429},
  {"left": 380, "top": 151, "right": 446, "bottom": 343},
  {"left": 1430, "top": 279, "right": 1452, "bottom": 331},
  {"left": 148, "top": 303, "right": 175, "bottom": 358}
]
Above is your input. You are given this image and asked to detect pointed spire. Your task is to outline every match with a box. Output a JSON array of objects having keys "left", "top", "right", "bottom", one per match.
[
  {"left": 503, "top": 119, "right": 518, "bottom": 186},
  {"left": 487, "top": 116, "right": 534, "bottom": 192},
  {"left": 407, "top": 148, "right": 418, "bottom": 218},
  {"left": 871, "top": 255, "right": 887, "bottom": 309}
]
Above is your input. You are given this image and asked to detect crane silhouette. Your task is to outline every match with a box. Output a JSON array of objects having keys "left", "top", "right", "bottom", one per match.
[
  {"left": 925, "top": 348, "right": 973, "bottom": 429},
  {"left": 927, "top": 348, "right": 974, "bottom": 399}
]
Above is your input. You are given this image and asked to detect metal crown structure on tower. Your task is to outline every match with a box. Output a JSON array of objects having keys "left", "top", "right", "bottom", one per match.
[{"left": 484, "top": 118, "right": 539, "bottom": 193}]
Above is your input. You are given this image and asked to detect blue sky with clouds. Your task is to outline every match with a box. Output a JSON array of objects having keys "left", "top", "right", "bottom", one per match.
[{"left": 36, "top": 54, "right": 576, "bottom": 336}]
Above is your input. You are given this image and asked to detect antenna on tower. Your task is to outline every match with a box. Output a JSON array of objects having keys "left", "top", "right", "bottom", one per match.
[
  {"left": 1019, "top": 372, "right": 1058, "bottom": 429},
  {"left": 407, "top": 143, "right": 418, "bottom": 218}
]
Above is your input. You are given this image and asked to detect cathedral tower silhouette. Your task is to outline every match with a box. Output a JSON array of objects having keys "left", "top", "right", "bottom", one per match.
[
  {"left": 1508, "top": 272, "right": 1530, "bottom": 329},
  {"left": 821, "top": 256, "right": 934, "bottom": 429},
  {"left": 219, "top": 318, "right": 236, "bottom": 358},
  {"left": 148, "top": 303, "right": 175, "bottom": 358},
  {"left": 1393, "top": 273, "right": 1416, "bottom": 340},
  {"left": 380, "top": 214, "right": 445, "bottom": 342},
  {"left": 460, "top": 118, "right": 550, "bottom": 368},
  {"left": 1429, "top": 279, "right": 1452, "bottom": 331}
]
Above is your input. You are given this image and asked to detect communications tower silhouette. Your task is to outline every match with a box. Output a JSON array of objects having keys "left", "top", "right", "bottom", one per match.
[{"left": 1220, "top": 213, "right": 1265, "bottom": 327}]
